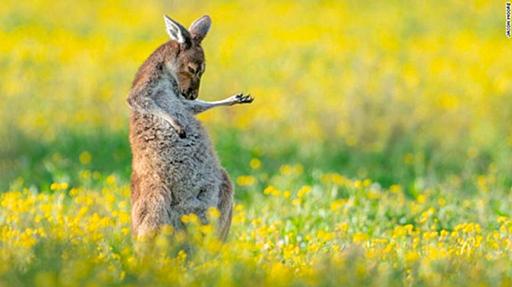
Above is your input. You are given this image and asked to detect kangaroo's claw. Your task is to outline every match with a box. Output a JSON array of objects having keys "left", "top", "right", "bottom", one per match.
[{"left": 235, "top": 93, "right": 254, "bottom": 104}]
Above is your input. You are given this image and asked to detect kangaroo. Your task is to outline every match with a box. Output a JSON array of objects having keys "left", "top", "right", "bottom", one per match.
[{"left": 127, "top": 15, "right": 253, "bottom": 240}]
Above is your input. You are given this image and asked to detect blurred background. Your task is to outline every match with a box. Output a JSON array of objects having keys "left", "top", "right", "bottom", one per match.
[{"left": 0, "top": 0, "right": 510, "bottom": 195}]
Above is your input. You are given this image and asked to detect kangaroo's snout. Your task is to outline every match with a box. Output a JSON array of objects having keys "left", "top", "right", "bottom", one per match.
[
  {"left": 182, "top": 87, "right": 198, "bottom": 100},
  {"left": 177, "top": 69, "right": 201, "bottom": 100}
]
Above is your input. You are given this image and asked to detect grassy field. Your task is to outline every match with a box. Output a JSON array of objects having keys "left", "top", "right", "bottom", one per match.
[{"left": 1, "top": 0, "right": 512, "bottom": 286}]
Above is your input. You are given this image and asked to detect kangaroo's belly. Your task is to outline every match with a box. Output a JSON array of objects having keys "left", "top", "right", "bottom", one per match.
[{"left": 130, "top": 112, "right": 223, "bottom": 216}]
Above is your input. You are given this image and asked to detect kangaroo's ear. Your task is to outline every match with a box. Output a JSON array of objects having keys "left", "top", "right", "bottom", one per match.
[
  {"left": 189, "top": 15, "right": 211, "bottom": 44},
  {"left": 164, "top": 15, "right": 191, "bottom": 46}
]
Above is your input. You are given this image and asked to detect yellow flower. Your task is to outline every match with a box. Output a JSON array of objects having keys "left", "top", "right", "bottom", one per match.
[
  {"left": 330, "top": 199, "right": 346, "bottom": 211},
  {"left": 317, "top": 230, "right": 335, "bottom": 242},
  {"left": 297, "top": 185, "right": 312, "bottom": 198},
  {"left": 207, "top": 207, "right": 221, "bottom": 220},
  {"left": 264, "top": 186, "right": 281, "bottom": 197},
  {"left": 389, "top": 184, "right": 402, "bottom": 194},
  {"left": 236, "top": 175, "right": 257, "bottom": 187},
  {"left": 181, "top": 213, "right": 200, "bottom": 225},
  {"left": 405, "top": 251, "right": 420, "bottom": 264},
  {"left": 106, "top": 175, "right": 117, "bottom": 186},
  {"left": 250, "top": 158, "right": 262, "bottom": 170},
  {"left": 79, "top": 151, "right": 92, "bottom": 165},
  {"left": 336, "top": 223, "right": 349, "bottom": 234},
  {"left": 50, "top": 182, "right": 69, "bottom": 191},
  {"left": 353, "top": 232, "right": 369, "bottom": 243}
]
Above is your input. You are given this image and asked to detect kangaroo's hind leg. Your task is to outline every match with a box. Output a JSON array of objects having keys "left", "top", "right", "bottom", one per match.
[
  {"left": 131, "top": 182, "right": 175, "bottom": 239},
  {"left": 217, "top": 169, "right": 233, "bottom": 241}
]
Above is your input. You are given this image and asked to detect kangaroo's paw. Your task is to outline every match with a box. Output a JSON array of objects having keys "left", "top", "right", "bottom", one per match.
[
  {"left": 169, "top": 121, "right": 186, "bottom": 139},
  {"left": 234, "top": 93, "right": 254, "bottom": 104},
  {"left": 177, "top": 128, "right": 186, "bottom": 139}
]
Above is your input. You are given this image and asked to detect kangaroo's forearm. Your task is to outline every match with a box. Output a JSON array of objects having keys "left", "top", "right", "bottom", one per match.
[
  {"left": 185, "top": 99, "right": 236, "bottom": 114},
  {"left": 184, "top": 93, "right": 254, "bottom": 115}
]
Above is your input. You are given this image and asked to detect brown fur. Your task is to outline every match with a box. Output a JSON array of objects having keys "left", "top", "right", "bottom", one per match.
[
  {"left": 217, "top": 169, "right": 234, "bottom": 241},
  {"left": 127, "top": 15, "right": 252, "bottom": 241}
]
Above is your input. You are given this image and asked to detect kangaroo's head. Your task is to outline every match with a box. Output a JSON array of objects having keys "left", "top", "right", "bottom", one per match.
[{"left": 164, "top": 15, "right": 210, "bottom": 100}]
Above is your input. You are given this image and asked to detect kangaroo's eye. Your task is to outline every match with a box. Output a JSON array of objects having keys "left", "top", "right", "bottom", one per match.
[{"left": 187, "top": 65, "right": 197, "bottom": 74}]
